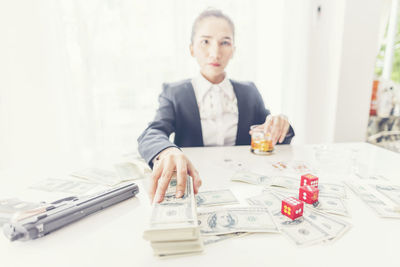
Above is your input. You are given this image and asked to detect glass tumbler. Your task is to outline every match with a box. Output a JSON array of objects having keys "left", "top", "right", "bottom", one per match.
[{"left": 250, "top": 125, "right": 274, "bottom": 155}]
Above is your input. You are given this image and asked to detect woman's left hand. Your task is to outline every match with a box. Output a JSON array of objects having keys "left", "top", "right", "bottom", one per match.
[{"left": 259, "top": 114, "right": 290, "bottom": 145}]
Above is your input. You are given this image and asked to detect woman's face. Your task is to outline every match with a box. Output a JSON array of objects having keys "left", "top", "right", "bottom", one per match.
[{"left": 190, "top": 17, "right": 235, "bottom": 84}]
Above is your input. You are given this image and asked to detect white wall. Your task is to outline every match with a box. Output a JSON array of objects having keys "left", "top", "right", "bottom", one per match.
[
  {"left": 282, "top": 0, "right": 386, "bottom": 144},
  {"left": 0, "top": 1, "right": 70, "bottom": 169},
  {"left": 333, "top": 0, "right": 387, "bottom": 142}
]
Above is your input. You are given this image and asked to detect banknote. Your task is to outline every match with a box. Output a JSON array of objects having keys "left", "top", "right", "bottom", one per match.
[
  {"left": 258, "top": 191, "right": 349, "bottom": 246},
  {"left": 246, "top": 191, "right": 282, "bottom": 211},
  {"left": 345, "top": 181, "right": 400, "bottom": 218},
  {"left": 29, "top": 178, "right": 98, "bottom": 195},
  {"left": 269, "top": 176, "right": 300, "bottom": 189},
  {"left": 373, "top": 184, "right": 400, "bottom": 207},
  {"left": 355, "top": 172, "right": 389, "bottom": 182},
  {"left": 114, "top": 161, "right": 150, "bottom": 180},
  {"left": 270, "top": 161, "right": 314, "bottom": 174},
  {"left": 231, "top": 171, "right": 274, "bottom": 185},
  {"left": 198, "top": 207, "right": 279, "bottom": 235},
  {"left": 270, "top": 176, "right": 347, "bottom": 198},
  {"left": 271, "top": 209, "right": 331, "bottom": 246},
  {"left": 196, "top": 189, "right": 239, "bottom": 207},
  {"left": 202, "top": 232, "right": 248, "bottom": 246},
  {"left": 310, "top": 195, "right": 350, "bottom": 217},
  {"left": 318, "top": 183, "right": 347, "bottom": 198},
  {"left": 151, "top": 239, "right": 204, "bottom": 256},
  {"left": 274, "top": 185, "right": 349, "bottom": 217},
  {"left": 221, "top": 158, "right": 247, "bottom": 172},
  {"left": 71, "top": 168, "right": 120, "bottom": 186},
  {"left": 0, "top": 198, "right": 43, "bottom": 226},
  {"left": 303, "top": 210, "right": 351, "bottom": 243}
]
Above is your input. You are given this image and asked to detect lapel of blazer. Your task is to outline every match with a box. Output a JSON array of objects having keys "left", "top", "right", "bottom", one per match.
[
  {"left": 230, "top": 80, "right": 248, "bottom": 145},
  {"left": 183, "top": 81, "right": 204, "bottom": 146}
]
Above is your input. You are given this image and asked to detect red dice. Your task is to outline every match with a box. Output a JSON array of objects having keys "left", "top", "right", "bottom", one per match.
[
  {"left": 300, "top": 173, "right": 319, "bottom": 188},
  {"left": 281, "top": 197, "right": 304, "bottom": 220},
  {"left": 299, "top": 185, "right": 319, "bottom": 204}
]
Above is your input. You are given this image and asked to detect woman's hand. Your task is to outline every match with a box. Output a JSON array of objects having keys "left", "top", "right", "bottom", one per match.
[
  {"left": 249, "top": 114, "right": 290, "bottom": 146},
  {"left": 150, "top": 147, "right": 202, "bottom": 203}
]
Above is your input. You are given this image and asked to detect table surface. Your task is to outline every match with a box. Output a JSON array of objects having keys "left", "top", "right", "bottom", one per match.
[{"left": 1, "top": 142, "right": 400, "bottom": 267}]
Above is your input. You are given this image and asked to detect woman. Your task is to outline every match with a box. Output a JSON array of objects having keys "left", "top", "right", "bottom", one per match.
[{"left": 138, "top": 9, "right": 294, "bottom": 203}]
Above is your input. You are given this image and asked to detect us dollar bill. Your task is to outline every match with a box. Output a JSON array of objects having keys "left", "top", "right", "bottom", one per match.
[
  {"left": 269, "top": 176, "right": 347, "bottom": 198},
  {"left": 310, "top": 195, "right": 350, "bottom": 217},
  {"left": 246, "top": 191, "right": 282, "bottom": 211},
  {"left": 265, "top": 192, "right": 333, "bottom": 246},
  {"left": 71, "top": 168, "right": 120, "bottom": 186},
  {"left": 196, "top": 189, "right": 239, "bottom": 207},
  {"left": 303, "top": 210, "right": 351, "bottom": 243},
  {"left": 149, "top": 176, "right": 197, "bottom": 227},
  {"left": 271, "top": 209, "right": 331, "bottom": 246},
  {"left": 258, "top": 188, "right": 350, "bottom": 217},
  {"left": 318, "top": 183, "right": 347, "bottom": 199},
  {"left": 345, "top": 181, "right": 400, "bottom": 218},
  {"left": 198, "top": 207, "right": 279, "bottom": 235},
  {"left": 373, "top": 184, "right": 400, "bottom": 207},
  {"left": 143, "top": 175, "right": 201, "bottom": 242},
  {"left": 230, "top": 171, "right": 274, "bottom": 185},
  {"left": 29, "top": 178, "right": 99, "bottom": 195},
  {"left": 202, "top": 232, "right": 248, "bottom": 246},
  {"left": 114, "top": 161, "right": 150, "bottom": 180}
]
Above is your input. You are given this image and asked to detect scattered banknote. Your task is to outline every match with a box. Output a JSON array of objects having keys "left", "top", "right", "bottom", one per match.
[
  {"left": 345, "top": 181, "right": 400, "bottom": 218},
  {"left": 310, "top": 195, "right": 350, "bottom": 217},
  {"left": 265, "top": 191, "right": 350, "bottom": 246},
  {"left": 198, "top": 207, "right": 279, "bottom": 235},
  {"left": 372, "top": 184, "right": 400, "bottom": 209},
  {"left": 271, "top": 209, "right": 331, "bottom": 247},
  {"left": 355, "top": 172, "right": 389, "bottom": 182},
  {"left": 290, "top": 161, "right": 315, "bottom": 174},
  {"left": 246, "top": 191, "right": 282, "bottom": 211},
  {"left": 0, "top": 199, "right": 43, "bottom": 226},
  {"left": 221, "top": 158, "right": 247, "bottom": 172},
  {"left": 114, "top": 161, "right": 150, "bottom": 180},
  {"left": 318, "top": 183, "right": 347, "bottom": 199},
  {"left": 29, "top": 178, "right": 98, "bottom": 195},
  {"left": 304, "top": 210, "right": 351, "bottom": 243},
  {"left": 202, "top": 232, "right": 248, "bottom": 246},
  {"left": 262, "top": 188, "right": 350, "bottom": 217},
  {"left": 269, "top": 176, "right": 347, "bottom": 198},
  {"left": 269, "top": 176, "right": 300, "bottom": 189},
  {"left": 230, "top": 171, "right": 274, "bottom": 185},
  {"left": 196, "top": 189, "right": 239, "bottom": 207},
  {"left": 270, "top": 161, "right": 314, "bottom": 174},
  {"left": 143, "top": 175, "right": 203, "bottom": 257},
  {"left": 71, "top": 168, "right": 121, "bottom": 186}
]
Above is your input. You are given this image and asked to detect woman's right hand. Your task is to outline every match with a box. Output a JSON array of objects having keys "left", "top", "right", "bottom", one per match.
[{"left": 150, "top": 147, "right": 202, "bottom": 203}]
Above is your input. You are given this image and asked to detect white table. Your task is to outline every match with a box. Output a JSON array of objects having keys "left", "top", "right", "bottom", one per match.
[{"left": 1, "top": 143, "right": 400, "bottom": 267}]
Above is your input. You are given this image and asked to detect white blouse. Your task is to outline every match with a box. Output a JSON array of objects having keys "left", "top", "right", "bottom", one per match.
[{"left": 191, "top": 74, "right": 238, "bottom": 146}]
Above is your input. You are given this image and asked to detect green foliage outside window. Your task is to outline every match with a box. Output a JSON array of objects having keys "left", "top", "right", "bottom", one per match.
[{"left": 375, "top": 16, "right": 400, "bottom": 82}]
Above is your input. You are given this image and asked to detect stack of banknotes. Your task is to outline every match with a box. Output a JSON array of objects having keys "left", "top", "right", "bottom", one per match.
[{"left": 143, "top": 175, "right": 203, "bottom": 257}]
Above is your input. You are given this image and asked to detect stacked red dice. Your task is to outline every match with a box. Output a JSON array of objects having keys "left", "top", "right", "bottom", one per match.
[
  {"left": 300, "top": 173, "right": 319, "bottom": 188},
  {"left": 281, "top": 197, "right": 304, "bottom": 220},
  {"left": 299, "top": 185, "right": 319, "bottom": 204}
]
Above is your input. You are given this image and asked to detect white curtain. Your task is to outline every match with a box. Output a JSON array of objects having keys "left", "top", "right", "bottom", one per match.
[{"left": 0, "top": 0, "right": 286, "bottom": 170}]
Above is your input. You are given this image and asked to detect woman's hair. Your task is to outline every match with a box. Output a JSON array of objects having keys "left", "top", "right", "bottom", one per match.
[{"left": 191, "top": 8, "right": 235, "bottom": 44}]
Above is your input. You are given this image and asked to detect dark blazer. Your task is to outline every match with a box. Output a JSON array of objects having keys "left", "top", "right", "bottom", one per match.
[{"left": 138, "top": 79, "right": 294, "bottom": 167}]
